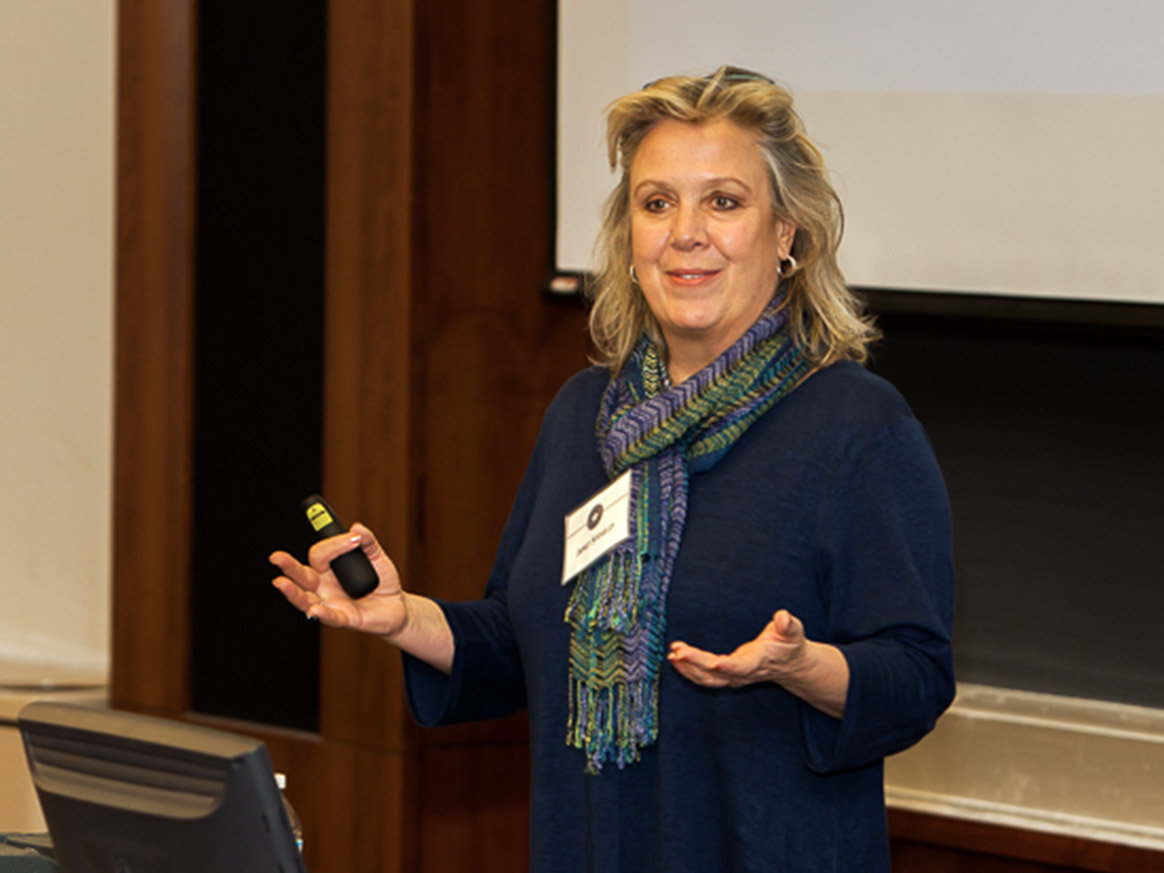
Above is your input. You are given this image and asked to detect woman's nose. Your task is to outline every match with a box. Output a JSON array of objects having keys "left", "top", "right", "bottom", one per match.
[{"left": 670, "top": 204, "right": 706, "bottom": 250}]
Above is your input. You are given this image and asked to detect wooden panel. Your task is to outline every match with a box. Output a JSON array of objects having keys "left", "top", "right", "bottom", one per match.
[
  {"left": 407, "top": 0, "right": 589, "bottom": 800},
  {"left": 110, "top": 0, "right": 196, "bottom": 715},
  {"left": 890, "top": 810, "right": 1164, "bottom": 873},
  {"left": 269, "top": 736, "right": 406, "bottom": 873},
  {"left": 417, "top": 742, "right": 530, "bottom": 873},
  {"left": 320, "top": 0, "right": 419, "bottom": 752},
  {"left": 413, "top": 0, "right": 589, "bottom": 604},
  {"left": 892, "top": 841, "right": 1080, "bottom": 873}
]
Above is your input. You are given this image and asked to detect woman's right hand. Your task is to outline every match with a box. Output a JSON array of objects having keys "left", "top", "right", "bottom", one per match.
[{"left": 269, "top": 522, "right": 408, "bottom": 638}]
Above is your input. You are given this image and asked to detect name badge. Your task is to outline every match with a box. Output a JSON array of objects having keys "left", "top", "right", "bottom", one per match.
[{"left": 562, "top": 470, "right": 632, "bottom": 584}]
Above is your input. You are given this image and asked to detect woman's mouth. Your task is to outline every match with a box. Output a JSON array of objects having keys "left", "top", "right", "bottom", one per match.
[{"left": 666, "top": 269, "right": 721, "bottom": 283}]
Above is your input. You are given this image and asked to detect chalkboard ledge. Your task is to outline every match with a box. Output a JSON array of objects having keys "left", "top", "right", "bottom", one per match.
[{"left": 886, "top": 683, "right": 1164, "bottom": 851}]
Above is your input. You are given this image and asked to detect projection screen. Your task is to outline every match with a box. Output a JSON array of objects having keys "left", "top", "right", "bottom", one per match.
[{"left": 556, "top": 0, "right": 1164, "bottom": 304}]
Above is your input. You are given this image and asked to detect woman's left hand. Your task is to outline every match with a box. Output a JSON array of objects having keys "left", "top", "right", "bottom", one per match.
[{"left": 668, "top": 609, "right": 850, "bottom": 719}]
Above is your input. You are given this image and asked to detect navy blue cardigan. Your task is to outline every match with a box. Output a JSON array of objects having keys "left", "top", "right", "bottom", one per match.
[{"left": 406, "top": 361, "right": 955, "bottom": 872}]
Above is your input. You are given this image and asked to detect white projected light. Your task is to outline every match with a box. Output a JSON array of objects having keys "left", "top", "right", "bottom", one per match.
[{"left": 557, "top": 0, "right": 1164, "bottom": 304}]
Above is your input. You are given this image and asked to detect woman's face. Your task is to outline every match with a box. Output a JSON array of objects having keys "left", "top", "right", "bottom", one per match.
[{"left": 629, "top": 118, "right": 795, "bottom": 378}]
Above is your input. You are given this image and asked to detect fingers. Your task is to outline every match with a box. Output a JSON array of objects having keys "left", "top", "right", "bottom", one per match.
[
  {"left": 271, "top": 574, "right": 316, "bottom": 613},
  {"left": 270, "top": 530, "right": 388, "bottom": 629},
  {"left": 268, "top": 549, "right": 337, "bottom": 620},
  {"left": 269, "top": 550, "right": 317, "bottom": 606},
  {"left": 349, "top": 522, "right": 400, "bottom": 588},
  {"left": 350, "top": 522, "right": 380, "bottom": 557},
  {"left": 667, "top": 640, "right": 717, "bottom": 670},
  {"left": 270, "top": 525, "right": 400, "bottom": 632},
  {"left": 270, "top": 570, "right": 352, "bottom": 627},
  {"left": 667, "top": 641, "right": 738, "bottom": 688},
  {"left": 269, "top": 550, "right": 318, "bottom": 594},
  {"left": 667, "top": 609, "right": 807, "bottom": 689},
  {"left": 303, "top": 595, "right": 350, "bottom": 627},
  {"left": 275, "top": 530, "right": 370, "bottom": 602},
  {"left": 306, "top": 531, "right": 365, "bottom": 576}
]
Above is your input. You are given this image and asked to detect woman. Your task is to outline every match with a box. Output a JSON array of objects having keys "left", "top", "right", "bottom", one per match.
[{"left": 271, "top": 66, "right": 955, "bottom": 872}]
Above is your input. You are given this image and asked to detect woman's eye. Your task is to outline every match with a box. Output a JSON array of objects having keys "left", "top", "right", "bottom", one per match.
[
  {"left": 711, "top": 195, "right": 740, "bottom": 210},
  {"left": 643, "top": 197, "right": 670, "bottom": 213}
]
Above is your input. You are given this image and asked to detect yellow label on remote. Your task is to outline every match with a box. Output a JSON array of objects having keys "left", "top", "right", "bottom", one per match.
[{"left": 305, "top": 503, "right": 334, "bottom": 532}]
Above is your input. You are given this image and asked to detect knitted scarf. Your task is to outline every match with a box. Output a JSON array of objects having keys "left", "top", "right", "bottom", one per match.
[{"left": 564, "top": 294, "right": 813, "bottom": 773}]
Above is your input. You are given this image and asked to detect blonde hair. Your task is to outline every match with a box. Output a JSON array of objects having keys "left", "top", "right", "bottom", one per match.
[{"left": 586, "top": 66, "right": 878, "bottom": 373}]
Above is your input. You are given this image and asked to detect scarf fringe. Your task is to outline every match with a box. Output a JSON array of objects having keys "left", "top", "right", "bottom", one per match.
[{"left": 567, "top": 670, "right": 660, "bottom": 773}]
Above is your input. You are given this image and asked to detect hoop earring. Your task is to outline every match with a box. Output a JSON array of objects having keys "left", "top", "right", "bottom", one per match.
[
  {"left": 780, "top": 254, "right": 798, "bottom": 276},
  {"left": 629, "top": 264, "right": 639, "bottom": 285}
]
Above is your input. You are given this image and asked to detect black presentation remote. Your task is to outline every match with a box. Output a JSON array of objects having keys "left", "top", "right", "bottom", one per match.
[{"left": 300, "top": 494, "right": 379, "bottom": 599}]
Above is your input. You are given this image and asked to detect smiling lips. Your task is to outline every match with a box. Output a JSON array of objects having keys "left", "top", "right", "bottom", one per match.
[{"left": 666, "top": 268, "right": 722, "bottom": 284}]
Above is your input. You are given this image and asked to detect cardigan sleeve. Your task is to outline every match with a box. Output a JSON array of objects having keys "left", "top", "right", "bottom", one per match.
[{"left": 799, "top": 416, "right": 957, "bottom": 774}]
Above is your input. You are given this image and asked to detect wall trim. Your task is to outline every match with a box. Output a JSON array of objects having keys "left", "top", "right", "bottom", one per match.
[{"left": 886, "top": 683, "right": 1164, "bottom": 851}]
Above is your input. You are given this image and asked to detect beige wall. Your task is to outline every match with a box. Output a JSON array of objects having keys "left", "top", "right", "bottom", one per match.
[{"left": 0, "top": 2, "right": 115, "bottom": 683}]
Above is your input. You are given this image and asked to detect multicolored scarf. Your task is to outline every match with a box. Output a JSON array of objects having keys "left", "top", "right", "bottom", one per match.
[{"left": 564, "top": 294, "right": 813, "bottom": 772}]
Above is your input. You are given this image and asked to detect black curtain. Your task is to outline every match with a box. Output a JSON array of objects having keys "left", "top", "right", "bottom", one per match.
[{"left": 191, "top": 2, "right": 327, "bottom": 730}]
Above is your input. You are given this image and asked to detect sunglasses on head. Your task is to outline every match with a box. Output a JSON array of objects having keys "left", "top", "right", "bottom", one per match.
[{"left": 641, "top": 70, "right": 775, "bottom": 89}]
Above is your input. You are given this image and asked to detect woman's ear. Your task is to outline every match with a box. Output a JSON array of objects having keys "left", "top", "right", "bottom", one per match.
[{"left": 776, "top": 220, "right": 797, "bottom": 260}]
